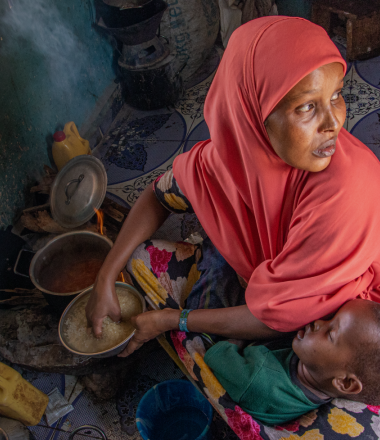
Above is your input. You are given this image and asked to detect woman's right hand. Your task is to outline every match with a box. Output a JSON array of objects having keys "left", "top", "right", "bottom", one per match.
[
  {"left": 85, "top": 275, "right": 121, "bottom": 338},
  {"left": 84, "top": 181, "right": 170, "bottom": 338}
]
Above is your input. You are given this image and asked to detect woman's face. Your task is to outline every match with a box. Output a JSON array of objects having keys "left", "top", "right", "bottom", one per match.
[{"left": 265, "top": 62, "right": 346, "bottom": 172}]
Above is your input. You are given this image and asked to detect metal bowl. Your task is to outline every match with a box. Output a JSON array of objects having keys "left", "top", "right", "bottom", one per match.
[
  {"left": 29, "top": 231, "right": 113, "bottom": 312},
  {"left": 58, "top": 282, "right": 146, "bottom": 358}
]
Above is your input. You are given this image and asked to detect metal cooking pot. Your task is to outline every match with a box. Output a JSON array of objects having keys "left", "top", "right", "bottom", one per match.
[
  {"left": 59, "top": 282, "right": 146, "bottom": 358},
  {"left": 29, "top": 231, "right": 113, "bottom": 313}
]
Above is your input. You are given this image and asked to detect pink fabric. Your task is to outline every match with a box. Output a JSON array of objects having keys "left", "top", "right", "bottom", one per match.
[
  {"left": 173, "top": 17, "right": 380, "bottom": 331},
  {"left": 146, "top": 245, "right": 172, "bottom": 277},
  {"left": 367, "top": 405, "right": 380, "bottom": 415},
  {"left": 225, "top": 406, "right": 263, "bottom": 440}
]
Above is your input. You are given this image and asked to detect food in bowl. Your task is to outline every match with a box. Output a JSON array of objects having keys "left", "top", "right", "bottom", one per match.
[{"left": 62, "top": 285, "right": 143, "bottom": 353}]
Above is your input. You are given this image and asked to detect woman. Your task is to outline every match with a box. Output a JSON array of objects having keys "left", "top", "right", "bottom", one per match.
[{"left": 86, "top": 17, "right": 380, "bottom": 358}]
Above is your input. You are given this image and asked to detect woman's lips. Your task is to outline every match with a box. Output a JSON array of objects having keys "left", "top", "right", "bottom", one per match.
[{"left": 312, "top": 139, "right": 336, "bottom": 158}]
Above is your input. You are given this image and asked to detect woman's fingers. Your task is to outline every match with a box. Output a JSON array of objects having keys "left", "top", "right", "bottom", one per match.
[
  {"left": 92, "top": 318, "right": 105, "bottom": 339},
  {"left": 117, "top": 313, "right": 158, "bottom": 357},
  {"left": 118, "top": 316, "right": 151, "bottom": 357},
  {"left": 85, "top": 277, "right": 121, "bottom": 338},
  {"left": 118, "top": 334, "right": 144, "bottom": 357},
  {"left": 117, "top": 310, "right": 179, "bottom": 357},
  {"left": 89, "top": 306, "right": 121, "bottom": 338},
  {"left": 108, "top": 307, "right": 122, "bottom": 325}
]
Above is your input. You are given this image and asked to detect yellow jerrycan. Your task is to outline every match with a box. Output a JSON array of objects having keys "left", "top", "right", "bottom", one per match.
[
  {"left": 0, "top": 362, "right": 49, "bottom": 426},
  {"left": 52, "top": 121, "right": 91, "bottom": 171}
]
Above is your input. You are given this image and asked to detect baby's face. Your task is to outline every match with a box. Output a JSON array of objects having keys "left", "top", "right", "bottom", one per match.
[{"left": 292, "top": 299, "right": 376, "bottom": 385}]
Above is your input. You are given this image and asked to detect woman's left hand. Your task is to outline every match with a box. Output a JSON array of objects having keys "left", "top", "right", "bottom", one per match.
[{"left": 118, "top": 308, "right": 180, "bottom": 357}]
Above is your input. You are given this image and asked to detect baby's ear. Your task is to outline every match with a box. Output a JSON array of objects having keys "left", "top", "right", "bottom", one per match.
[{"left": 332, "top": 374, "right": 363, "bottom": 396}]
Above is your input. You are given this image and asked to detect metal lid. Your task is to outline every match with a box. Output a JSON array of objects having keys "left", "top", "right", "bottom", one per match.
[{"left": 50, "top": 155, "right": 107, "bottom": 228}]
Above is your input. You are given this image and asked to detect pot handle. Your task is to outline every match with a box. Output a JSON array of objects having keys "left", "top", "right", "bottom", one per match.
[
  {"left": 65, "top": 174, "right": 85, "bottom": 205},
  {"left": 14, "top": 249, "right": 36, "bottom": 278}
]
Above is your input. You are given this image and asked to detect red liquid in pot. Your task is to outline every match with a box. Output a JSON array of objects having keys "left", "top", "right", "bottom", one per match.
[{"left": 41, "top": 258, "right": 104, "bottom": 293}]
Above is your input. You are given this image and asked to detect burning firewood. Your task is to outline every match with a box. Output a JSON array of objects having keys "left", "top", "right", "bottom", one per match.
[
  {"left": 21, "top": 210, "right": 104, "bottom": 235},
  {"left": 21, "top": 210, "right": 68, "bottom": 233}
]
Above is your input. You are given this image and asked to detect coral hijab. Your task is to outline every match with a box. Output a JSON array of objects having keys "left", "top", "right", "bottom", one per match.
[{"left": 173, "top": 17, "right": 380, "bottom": 332}]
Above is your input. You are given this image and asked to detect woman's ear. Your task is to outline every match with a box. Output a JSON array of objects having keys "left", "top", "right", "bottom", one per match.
[{"left": 332, "top": 374, "right": 363, "bottom": 396}]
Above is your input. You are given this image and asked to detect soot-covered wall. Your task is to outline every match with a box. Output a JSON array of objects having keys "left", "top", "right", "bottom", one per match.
[{"left": 0, "top": 0, "right": 116, "bottom": 228}]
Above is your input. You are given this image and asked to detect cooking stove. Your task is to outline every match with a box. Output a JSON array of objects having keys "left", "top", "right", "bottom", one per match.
[{"left": 97, "top": 0, "right": 183, "bottom": 109}]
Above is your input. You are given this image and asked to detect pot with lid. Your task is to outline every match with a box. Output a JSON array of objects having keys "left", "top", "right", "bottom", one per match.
[
  {"left": 27, "top": 155, "right": 110, "bottom": 313},
  {"left": 50, "top": 155, "right": 107, "bottom": 229}
]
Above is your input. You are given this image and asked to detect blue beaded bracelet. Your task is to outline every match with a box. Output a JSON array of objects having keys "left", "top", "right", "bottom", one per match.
[{"left": 179, "top": 309, "right": 193, "bottom": 332}]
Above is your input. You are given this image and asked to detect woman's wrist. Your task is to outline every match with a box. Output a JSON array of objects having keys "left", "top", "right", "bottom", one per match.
[
  {"left": 178, "top": 309, "right": 192, "bottom": 332},
  {"left": 95, "top": 270, "right": 117, "bottom": 291},
  {"left": 97, "top": 252, "right": 132, "bottom": 285},
  {"left": 178, "top": 306, "right": 283, "bottom": 340},
  {"left": 158, "top": 308, "right": 181, "bottom": 333}
]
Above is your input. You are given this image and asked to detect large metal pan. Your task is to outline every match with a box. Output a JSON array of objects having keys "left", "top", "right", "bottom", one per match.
[{"left": 29, "top": 231, "right": 113, "bottom": 313}]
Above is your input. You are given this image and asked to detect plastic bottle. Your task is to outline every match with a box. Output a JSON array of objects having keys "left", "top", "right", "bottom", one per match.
[
  {"left": 52, "top": 121, "right": 91, "bottom": 171},
  {"left": 0, "top": 362, "right": 49, "bottom": 426}
]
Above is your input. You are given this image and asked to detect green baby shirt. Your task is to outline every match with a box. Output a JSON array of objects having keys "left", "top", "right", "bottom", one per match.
[{"left": 204, "top": 341, "right": 327, "bottom": 425}]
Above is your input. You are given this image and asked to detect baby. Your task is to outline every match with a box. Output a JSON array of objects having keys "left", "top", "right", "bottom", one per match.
[{"left": 204, "top": 299, "right": 380, "bottom": 425}]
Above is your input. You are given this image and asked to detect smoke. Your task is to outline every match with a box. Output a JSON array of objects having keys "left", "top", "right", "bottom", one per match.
[{"left": 1, "top": 0, "right": 96, "bottom": 94}]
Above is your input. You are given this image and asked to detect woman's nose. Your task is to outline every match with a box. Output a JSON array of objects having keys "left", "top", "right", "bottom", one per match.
[{"left": 321, "top": 107, "right": 340, "bottom": 133}]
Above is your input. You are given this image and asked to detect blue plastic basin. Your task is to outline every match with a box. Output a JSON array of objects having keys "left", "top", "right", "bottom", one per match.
[{"left": 136, "top": 379, "right": 213, "bottom": 440}]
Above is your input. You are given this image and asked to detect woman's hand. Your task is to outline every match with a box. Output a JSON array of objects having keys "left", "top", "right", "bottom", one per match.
[
  {"left": 118, "top": 308, "right": 180, "bottom": 357},
  {"left": 86, "top": 275, "right": 122, "bottom": 338},
  {"left": 85, "top": 182, "right": 170, "bottom": 338}
]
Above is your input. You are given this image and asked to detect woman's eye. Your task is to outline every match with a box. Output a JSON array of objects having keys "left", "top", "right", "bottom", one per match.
[
  {"left": 331, "top": 91, "right": 342, "bottom": 101},
  {"left": 298, "top": 103, "right": 314, "bottom": 113}
]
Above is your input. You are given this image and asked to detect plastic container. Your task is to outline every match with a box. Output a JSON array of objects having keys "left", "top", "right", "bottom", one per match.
[
  {"left": 0, "top": 362, "right": 49, "bottom": 426},
  {"left": 52, "top": 122, "right": 91, "bottom": 171},
  {"left": 136, "top": 380, "right": 213, "bottom": 440}
]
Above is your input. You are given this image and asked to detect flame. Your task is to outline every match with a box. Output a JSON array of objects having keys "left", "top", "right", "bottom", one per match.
[
  {"left": 95, "top": 207, "right": 126, "bottom": 283},
  {"left": 117, "top": 272, "right": 125, "bottom": 282},
  {"left": 94, "top": 208, "right": 104, "bottom": 235}
]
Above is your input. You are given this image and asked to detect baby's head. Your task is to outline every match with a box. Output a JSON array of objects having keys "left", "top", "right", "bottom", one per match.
[{"left": 292, "top": 299, "right": 380, "bottom": 405}]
